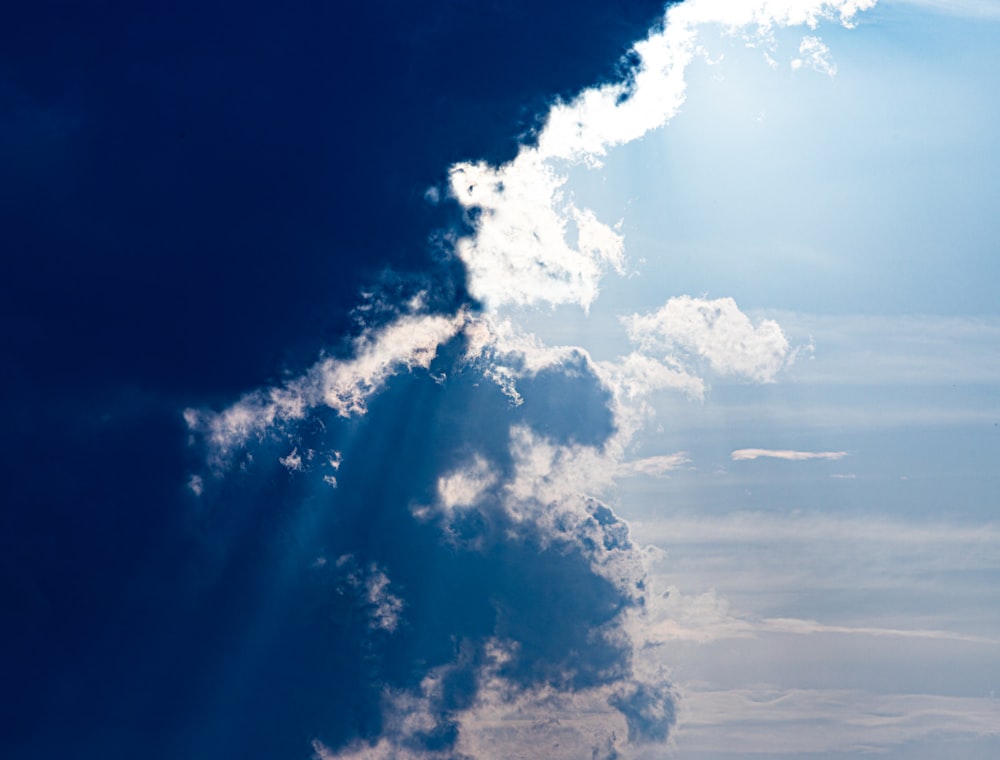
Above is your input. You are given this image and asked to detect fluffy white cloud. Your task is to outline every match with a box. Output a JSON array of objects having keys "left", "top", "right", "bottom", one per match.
[
  {"left": 449, "top": 154, "right": 625, "bottom": 310},
  {"left": 436, "top": 455, "right": 498, "bottom": 512},
  {"left": 625, "top": 296, "right": 792, "bottom": 383}
]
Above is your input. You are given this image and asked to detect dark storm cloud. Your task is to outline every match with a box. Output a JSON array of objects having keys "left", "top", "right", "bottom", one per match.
[{"left": 1, "top": 1, "right": 675, "bottom": 758}]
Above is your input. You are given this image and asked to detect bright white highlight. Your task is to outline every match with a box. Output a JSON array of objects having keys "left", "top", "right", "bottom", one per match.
[{"left": 437, "top": 455, "right": 498, "bottom": 511}]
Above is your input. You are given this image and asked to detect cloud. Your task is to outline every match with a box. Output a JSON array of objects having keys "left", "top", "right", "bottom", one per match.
[
  {"left": 730, "top": 448, "right": 848, "bottom": 461},
  {"left": 639, "top": 585, "right": 999, "bottom": 646},
  {"left": 618, "top": 453, "right": 692, "bottom": 478},
  {"left": 792, "top": 34, "right": 838, "bottom": 76},
  {"left": 448, "top": 0, "right": 874, "bottom": 312},
  {"left": 448, "top": 155, "right": 625, "bottom": 310},
  {"left": 625, "top": 296, "right": 792, "bottom": 383},
  {"left": 186, "top": 309, "right": 468, "bottom": 465},
  {"left": 279, "top": 447, "right": 306, "bottom": 472},
  {"left": 756, "top": 617, "right": 999, "bottom": 644},
  {"left": 181, "top": 2, "right": 882, "bottom": 757},
  {"left": 678, "top": 688, "right": 1000, "bottom": 754},
  {"left": 435, "top": 455, "right": 499, "bottom": 512}
]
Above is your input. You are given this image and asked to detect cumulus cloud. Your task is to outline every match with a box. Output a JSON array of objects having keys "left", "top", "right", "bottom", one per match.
[
  {"left": 730, "top": 448, "right": 848, "bottom": 461},
  {"left": 625, "top": 296, "right": 792, "bottom": 383}
]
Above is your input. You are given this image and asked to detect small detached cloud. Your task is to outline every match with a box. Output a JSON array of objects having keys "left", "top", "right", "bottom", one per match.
[
  {"left": 731, "top": 448, "right": 849, "bottom": 461},
  {"left": 435, "top": 455, "right": 499, "bottom": 512},
  {"left": 625, "top": 296, "right": 792, "bottom": 384},
  {"left": 792, "top": 35, "right": 838, "bottom": 76}
]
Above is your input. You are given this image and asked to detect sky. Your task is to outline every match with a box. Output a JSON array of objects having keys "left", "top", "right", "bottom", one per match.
[{"left": 2, "top": 1, "right": 998, "bottom": 759}]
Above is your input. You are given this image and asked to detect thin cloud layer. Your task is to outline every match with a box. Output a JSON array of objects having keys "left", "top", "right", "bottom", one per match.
[{"left": 731, "top": 448, "right": 849, "bottom": 461}]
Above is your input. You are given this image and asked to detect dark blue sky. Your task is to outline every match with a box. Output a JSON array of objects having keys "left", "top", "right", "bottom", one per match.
[{"left": 1, "top": 2, "right": 671, "bottom": 758}]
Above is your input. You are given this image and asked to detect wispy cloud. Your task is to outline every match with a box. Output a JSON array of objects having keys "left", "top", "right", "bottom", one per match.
[
  {"left": 792, "top": 35, "right": 837, "bottom": 76},
  {"left": 640, "top": 584, "right": 999, "bottom": 646},
  {"left": 678, "top": 688, "right": 1000, "bottom": 754},
  {"left": 731, "top": 448, "right": 848, "bottom": 461},
  {"left": 757, "top": 617, "right": 999, "bottom": 644},
  {"left": 618, "top": 453, "right": 692, "bottom": 478}
]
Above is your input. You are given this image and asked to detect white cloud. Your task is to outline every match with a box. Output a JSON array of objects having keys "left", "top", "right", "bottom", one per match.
[
  {"left": 730, "top": 448, "right": 848, "bottom": 461},
  {"left": 436, "top": 455, "right": 498, "bottom": 511},
  {"left": 449, "top": 155, "right": 625, "bottom": 310},
  {"left": 449, "top": 0, "right": 874, "bottom": 312},
  {"left": 187, "top": 309, "right": 468, "bottom": 465},
  {"left": 365, "top": 568, "right": 404, "bottom": 633},
  {"left": 618, "top": 453, "right": 692, "bottom": 478},
  {"left": 598, "top": 352, "right": 706, "bottom": 403},
  {"left": 792, "top": 34, "right": 837, "bottom": 75},
  {"left": 625, "top": 296, "right": 792, "bottom": 383},
  {"left": 316, "top": 312, "right": 467, "bottom": 417},
  {"left": 278, "top": 447, "right": 304, "bottom": 472}
]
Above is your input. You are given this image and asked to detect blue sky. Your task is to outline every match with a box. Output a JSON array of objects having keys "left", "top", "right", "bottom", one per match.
[{"left": 3, "top": 1, "right": 998, "bottom": 759}]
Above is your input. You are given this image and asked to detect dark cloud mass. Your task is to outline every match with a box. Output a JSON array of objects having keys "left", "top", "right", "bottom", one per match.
[{"left": 0, "top": 2, "right": 675, "bottom": 758}]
